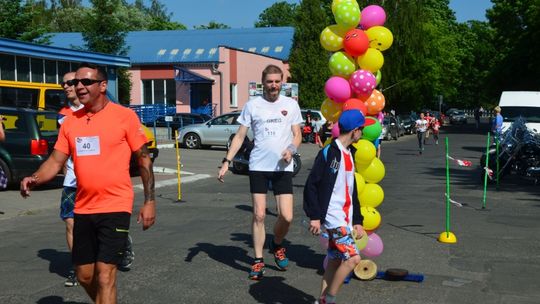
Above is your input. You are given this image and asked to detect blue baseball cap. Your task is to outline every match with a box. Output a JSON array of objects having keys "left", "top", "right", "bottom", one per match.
[{"left": 338, "top": 109, "right": 374, "bottom": 132}]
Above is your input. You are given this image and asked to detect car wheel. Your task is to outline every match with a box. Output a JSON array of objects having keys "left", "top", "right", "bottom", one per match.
[
  {"left": 183, "top": 133, "right": 201, "bottom": 149},
  {"left": 292, "top": 154, "right": 302, "bottom": 177},
  {"left": 0, "top": 158, "right": 12, "bottom": 190}
]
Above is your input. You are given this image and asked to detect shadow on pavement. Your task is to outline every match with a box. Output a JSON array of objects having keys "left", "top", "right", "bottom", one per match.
[
  {"left": 36, "top": 296, "right": 87, "bottom": 304},
  {"left": 37, "top": 249, "right": 72, "bottom": 278},
  {"left": 235, "top": 204, "right": 278, "bottom": 217},
  {"left": 249, "top": 276, "right": 316, "bottom": 304},
  {"left": 184, "top": 242, "right": 251, "bottom": 273}
]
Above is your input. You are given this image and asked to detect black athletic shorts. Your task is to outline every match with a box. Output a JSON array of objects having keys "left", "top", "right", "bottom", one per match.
[
  {"left": 249, "top": 171, "right": 293, "bottom": 195},
  {"left": 72, "top": 212, "right": 131, "bottom": 265}
]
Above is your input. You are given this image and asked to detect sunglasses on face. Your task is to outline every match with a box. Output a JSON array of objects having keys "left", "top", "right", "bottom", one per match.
[
  {"left": 61, "top": 79, "right": 75, "bottom": 87},
  {"left": 70, "top": 78, "right": 105, "bottom": 86}
]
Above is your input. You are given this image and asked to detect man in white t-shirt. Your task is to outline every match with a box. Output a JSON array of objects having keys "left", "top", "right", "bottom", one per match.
[
  {"left": 415, "top": 112, "right": 429, "bottom": 155},
  {"left": 218, "top": 64, "right": 302, "bottom": 280},
  {"left": 58, "top": 71, "right": 85, "bottom": 287}
]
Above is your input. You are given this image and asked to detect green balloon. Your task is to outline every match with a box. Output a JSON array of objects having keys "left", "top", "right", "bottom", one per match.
[
  {"left": 362, "top": 117, "right": 382, "bottom": 141},
  {"left": 329, "top": 51, "right": 356, "bottom": 78}
]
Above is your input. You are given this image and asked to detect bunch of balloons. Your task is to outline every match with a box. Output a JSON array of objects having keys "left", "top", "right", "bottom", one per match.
[{"left": 318, "top": 0, "right": 393, "bottom": 267}]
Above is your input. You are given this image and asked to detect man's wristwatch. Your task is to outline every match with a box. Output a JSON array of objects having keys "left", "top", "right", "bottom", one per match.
[{"left": 222, "top": 158, "right": 232, "bottom": 165}]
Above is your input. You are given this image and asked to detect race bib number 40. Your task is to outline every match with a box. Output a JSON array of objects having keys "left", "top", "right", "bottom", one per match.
[{"left": 75, "top": 136, "right": 100, "bottom": 156}]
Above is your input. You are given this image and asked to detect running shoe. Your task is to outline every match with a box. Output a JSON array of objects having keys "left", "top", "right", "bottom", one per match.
[
  {"left": 119, "top": 235, "right": 135, "bottom": 269},
  {"left": 249, "top": 262, "right": 265, "bottom": 280},
  {"left": 64, "top": 270, "right": 78, "bottom": 287},
  {"left": 270, "top": 242, "right": 289, "bottom": 270}
]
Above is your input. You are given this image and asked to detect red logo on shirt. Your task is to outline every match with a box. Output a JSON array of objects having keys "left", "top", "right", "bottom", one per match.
[{"left": 281, "top": 110, "right": 288, "bottom": 116}]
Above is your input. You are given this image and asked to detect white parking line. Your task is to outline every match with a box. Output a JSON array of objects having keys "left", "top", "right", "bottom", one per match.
[
  {"left": 153, "top": 166, "right": 193, "bottom": 175},
  {"left": 134, "top": 174, "right": 212, "bottom": 190}
]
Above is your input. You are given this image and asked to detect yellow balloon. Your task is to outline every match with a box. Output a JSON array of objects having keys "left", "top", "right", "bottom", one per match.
[
  {"left": 353, "top": 139, "right": 376, "bottom": 165},
  {"left": 360, "top": 206, "right": 381, "bottom": 231},
  {"left": 332, "top": 0, "right": 359, "bottom": 15},
  {"left": 358, "top": 183, "right": 384, "bottom": 208},
  {"left": 366, "top": 26, "right": 394, "bottom": 51},
  {"left": 354, "top": 172, "right": 365, "bottom": 195},
  {"left": 355, "top": 233, "right": 369, "bottom": 250},
  {"left": 359, "top": 157, "right": 385, "bottom": 183},
  {"left": 320, "top": 24, "right": 348, "bottom": 52},
  {"left": 329, "top": 51, "right": 356, "bottom": 78},
  {"left": 320, "top": 98, "right": 343, "bottom": 122},
  {"left": 357, "top": 48, "right": 384, "bottom": 73}
]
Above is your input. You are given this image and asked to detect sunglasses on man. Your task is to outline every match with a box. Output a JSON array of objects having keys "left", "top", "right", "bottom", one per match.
[{"left": 61, "top": 78, "right": 104, "bottom": 87}]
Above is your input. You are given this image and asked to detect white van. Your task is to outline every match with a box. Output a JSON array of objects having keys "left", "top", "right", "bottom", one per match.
[{"left": 498, "top": 91, "right": 540, "bottom": 134}]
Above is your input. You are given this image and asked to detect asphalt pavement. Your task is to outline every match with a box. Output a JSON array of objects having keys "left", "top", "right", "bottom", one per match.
[{"left": 1, "top": 121, "right": 539, "bottom": 304}]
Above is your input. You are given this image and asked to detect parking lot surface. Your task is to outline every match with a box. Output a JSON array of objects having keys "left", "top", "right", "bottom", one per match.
[{"left": 1, "top": 122, "right": 539, "bottom": 304}]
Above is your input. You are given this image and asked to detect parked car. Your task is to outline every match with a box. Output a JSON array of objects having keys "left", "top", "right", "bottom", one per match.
[
  {"left": 300, "top": 109, "right": 326, "bottom": 130},
  {"left": 449, "top": 110, "right": 468, "bottom": 124},
  {"left": 0, "top": 107, "right": 58, "bottom": 188},
  {"left": 177, "top": 111, "right": 253, "bottom": 149},
  {"left": 146, "top": 113, "right": 211, "bottom": 129},
  {"left": 398, "top": 114, "right": 415, "bottom": 134}
]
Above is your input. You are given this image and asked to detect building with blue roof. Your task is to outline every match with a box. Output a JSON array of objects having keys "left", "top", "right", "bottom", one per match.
[
  {"left": 50, "top": 27, "right": 295, "bottom": 116},
  {"left": 0, "top": 37, "right": 129, "bottom": 103}
]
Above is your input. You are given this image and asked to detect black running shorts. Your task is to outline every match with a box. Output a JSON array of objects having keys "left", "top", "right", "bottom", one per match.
[
  {"left": 249, "top": 171, "right": 293, "bottom": 195},
  {"left": 72, "top": 212, "right": 131, "bottom": 265}
]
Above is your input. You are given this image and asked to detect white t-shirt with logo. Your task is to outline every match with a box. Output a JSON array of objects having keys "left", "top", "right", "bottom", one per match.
[
  {"left": 237, "top": 95, "right": 303, "bottom": 172},
  {"left": 59, "top": 104, "right": 84, "bottom": 187},
  {"left": 416, "top": 118, "right": 428, "bottom": 133}
]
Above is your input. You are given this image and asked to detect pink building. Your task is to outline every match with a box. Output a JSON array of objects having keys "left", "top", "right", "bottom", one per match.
[{"left": 51, "top": 27, "right": 295, "bottom": 117}]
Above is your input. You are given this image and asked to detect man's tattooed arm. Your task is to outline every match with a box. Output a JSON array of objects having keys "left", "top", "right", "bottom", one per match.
[{"left": 134, "top": 145, "right": 155, "bottom": 202}]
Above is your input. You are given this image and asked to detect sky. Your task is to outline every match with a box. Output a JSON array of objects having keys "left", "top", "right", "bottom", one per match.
[{"left": 151, "top": 0, "right": 493, "bottom": 29}]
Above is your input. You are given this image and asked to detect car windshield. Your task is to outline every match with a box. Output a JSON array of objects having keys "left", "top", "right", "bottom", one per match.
[{"left": 501, "top": 106, "right": 540, "bottom": 123}]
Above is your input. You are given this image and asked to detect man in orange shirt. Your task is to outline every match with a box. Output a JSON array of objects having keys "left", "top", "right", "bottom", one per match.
[{"left": 20, "top": 63, "right": 156, "bottom": 304}]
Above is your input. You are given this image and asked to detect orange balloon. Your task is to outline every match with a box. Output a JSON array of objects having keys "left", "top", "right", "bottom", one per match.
[
  {"left": 342, "top": 98, "right": 367, "bottom": 115},
  {"left": 361, "top": 89, "right": 385, "bottom": 115}
]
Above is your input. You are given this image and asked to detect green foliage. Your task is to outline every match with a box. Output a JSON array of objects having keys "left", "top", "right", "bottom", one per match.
[
  {"left": 0, "top": 0, "right": 49, "bottom": 43},
  {"left": 255, "top": 1, "right": 298, "bottom": 27},
  {"left": 194, "top": 21, "right": 231, "bottom": 29},
  {"left": 289, "top": 0, "right": 331, "bottom": 109}
]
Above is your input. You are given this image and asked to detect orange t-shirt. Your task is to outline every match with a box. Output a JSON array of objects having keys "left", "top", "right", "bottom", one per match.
[{"left": 54, "top": 102, "right": 148, "bottom": 214}]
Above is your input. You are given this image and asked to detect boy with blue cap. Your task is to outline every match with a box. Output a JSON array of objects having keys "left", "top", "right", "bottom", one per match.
[{"left": 304, "top": 109, "right": 374, "bottom": 304}]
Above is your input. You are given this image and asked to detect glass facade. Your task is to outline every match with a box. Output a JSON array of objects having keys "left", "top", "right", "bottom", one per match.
[
  {"left": 0, "top": 54, "right": 75, "bottom": 84},
  {"left": 142, "top": 79, "right": 177, "bottom": 105}
]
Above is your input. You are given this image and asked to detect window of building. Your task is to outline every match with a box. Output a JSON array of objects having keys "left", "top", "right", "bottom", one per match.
[
  {"left": 58, "top": 61, "right": 71, "bottom": 79},
  {"left": 31, "top": 58, "right": 44, "bottom": 83},
  {"left": 165, "top": 79, "right": 176, "bottom": 106},
  {"left": 16, "top": 57, "right": 30, "bottom": 82},
  {"left": 142, "top": 79, "right": 176, "bottom": 105},
  {"left": 44, "top": 89, "right": 66, "bottom": 111},
  {"left": 0, "top": 54, "right": 16, "bottom": 80},
  {"left": 0, "top": 87, "right": 39, "bottom": 108},
  {"left": 230, "top": 83, "right": 237, "bottom": 107},
  {"left": 45, "top": 60, "right": 57, "bottom": 83}
]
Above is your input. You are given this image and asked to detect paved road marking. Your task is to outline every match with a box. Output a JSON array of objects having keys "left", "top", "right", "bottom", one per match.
[
  {"left": 134, "top": 174, "right": 212, "bottom": 190},
  {"left": 153, "top": 166, "right": 193, "bottom": 175}
]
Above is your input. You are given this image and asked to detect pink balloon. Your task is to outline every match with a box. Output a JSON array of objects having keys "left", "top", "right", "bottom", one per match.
[
  {"left": 323, "top": 255, "right": 329, "bottom": 270},
  {"left": 360, "top": 5, "right": 386, "bottom": 29},
  {"left": 349, "top": 70, "right": 377, "bottom": 96},
  {"left": 361, "top": 232, "right": 384, "bottom": 257},
  {"left": 331, "top": 123, "right": 340, "bottom": 138},
  {"left": 324, "top": 76, "right": 351, "bottom": 103}
]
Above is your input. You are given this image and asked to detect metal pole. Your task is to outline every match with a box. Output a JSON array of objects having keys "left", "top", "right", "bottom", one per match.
[
  {"left": 445, "top": 137, "right": 450, "bottom": 236},
  {"left": 174, "top": 130, "right": 183, "bottom": 202},
  {"left": 482, "top": 132, "right": 490, "bottom": 209},
  {"left": 496, "top": 138, "right": 500, "bottom": 190}
]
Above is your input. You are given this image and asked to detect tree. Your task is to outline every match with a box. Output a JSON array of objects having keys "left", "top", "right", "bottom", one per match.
[
  {"left": 288, "top": 0, "right": 331, "bottom": 109},
  {"left": 82, "top": 0, "right": 131, "bottom": 104},
  {"left": 0, "top": 0, "right": 49, "bottom": 43},
  {"left": 255, "top": 1, "right": 298, "bottom": 27},
  {"left": 194, "top": 21, "right": 231, "bottom": 29}
]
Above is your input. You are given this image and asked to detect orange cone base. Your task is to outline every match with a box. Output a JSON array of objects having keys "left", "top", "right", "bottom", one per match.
[{"left": 438, "top": 231, "right": 457, "bottom": 244}]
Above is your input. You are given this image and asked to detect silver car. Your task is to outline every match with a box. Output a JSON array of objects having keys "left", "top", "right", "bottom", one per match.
[{"left": 177, "top": 111, "right": 253, "bottom": 149}]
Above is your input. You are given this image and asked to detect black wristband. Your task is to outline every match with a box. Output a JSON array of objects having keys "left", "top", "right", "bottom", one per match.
[{"left": 222, "top": 157, "right": 231, "bottom": 165}]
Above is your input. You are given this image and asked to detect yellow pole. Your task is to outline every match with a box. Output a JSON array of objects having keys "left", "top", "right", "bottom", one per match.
[{"left": 174, "top": 130, "right": 182, "bottom": 201}]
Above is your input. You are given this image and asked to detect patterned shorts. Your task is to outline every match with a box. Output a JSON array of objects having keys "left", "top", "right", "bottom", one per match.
[
  {"left": 327, "top": 226, "right": 359, "bottom": 261},
  {"left": 59, "top": 186, "right": 76, "bottom": 220}
]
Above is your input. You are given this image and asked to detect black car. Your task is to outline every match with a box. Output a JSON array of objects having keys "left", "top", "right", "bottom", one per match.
[
  {"left": 398, "top": 114, "right": 415, "bottom": 134},
  {"left": 0, "top": 107, "right": 58, "bottom": 188}
]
